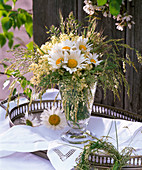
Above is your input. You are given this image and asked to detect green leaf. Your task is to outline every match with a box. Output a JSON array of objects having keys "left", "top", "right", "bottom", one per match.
[
  {"left": 18, "top": 13, "right": 26, "bottom": 24},
  {"left": 97, "top": 0, "right": 107, "bottom": 6},
  {"left": 109, "top": 0, "right": 120, "bottom": 16},
  {"left": 26, "top": 41, "right": 33, "bottom": 50},
  {"left": 13, "top": 70, "right": 20, "bottom": 77},
  {"left": 13, "top": 44, "right": 20, "bottom": 50},
  {"left": 5, "top": 69, "right": 13, "bottom": 77},
  {"left": 21, "top": 79, "right": 27, "bottom": 89},
  {"left": 0, "top": 4, "right": 5, "bottom": 18},
  {"left": 25, "top": 12, "right": 33, "bottom": 23},
  {"left": 9, "top": 11, "right": 18, "bottom": 19},
  {"left": 0, "top": 33, "right": 6, "bottom": 47},
  {"left": 1, "top": 62, "right": 8, "bottom": 69},
  {"left": 25, "top": 23, "right": 33, "bottom": 38},
  {"left": 5, "top": 32, "right": 14, "bottom": 48},
  {"left": 12, "top": 0, "right": 17, "bottom": 5},
  {"left": 5, "top": 31, "right": 14, "bottom": 40},
  {"left": 3, "top": 4, "right": 12, "bottom": 10},
  {"left": 1, "top": 17, "right": 12, "bottom": 32},
  {"left": 8, "top": 39, "right": 13, "bottom": 48},
  {"left": 24, "top": 88, "right": 32, "bottom": 99},
  {"left": 16, "top": 15, "right": 22, "bottom": 29},
  {"left": 24, "top": 13, "right": 33, "bottom": 37},
  {"left": 4, "top": 0, "right": 9, "bottom": 3},
  {"left": 117, "top": 0, "right": 122, "bottom": 5},
  {"left": 26, "top": 119, "right": 33, "bottom": 126},
  {"left": 12, "top": 88, "right": 17, "bottom": 96}
]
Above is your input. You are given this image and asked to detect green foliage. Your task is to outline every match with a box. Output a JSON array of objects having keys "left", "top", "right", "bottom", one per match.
[
  {"left": 2, "top": 47, "right": 36, "bottom": 103},
  {"left": 75, "top": 135, "right": 134, "bottom": 170},
  {"left": 1, "top": 17, "right": 12, "bottom": 31},
  {"left": 97, "top": 0, "right": 107, "bottom": 6},
  {"left": 26, "top": 41, "right": 33, "bottom": 50},
  {"left": 109, "top": 0, "right": 121, "bottom": 16},
  {"left": 0, "top": 0, "right": 33, "bottom": 48},
  {"left": 0, "top": 33, "right": 6, "bottom": 47},
  {"left": 26, "top": 119, "right": 33, "bottom": 126},
  {"left": 96, "top": 0, "right": 123, "bottom": 16}
]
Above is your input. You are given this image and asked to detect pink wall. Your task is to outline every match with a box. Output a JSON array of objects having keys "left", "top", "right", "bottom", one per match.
[{"left": 0, "top": 0, "right": 32, "bottom": 101}]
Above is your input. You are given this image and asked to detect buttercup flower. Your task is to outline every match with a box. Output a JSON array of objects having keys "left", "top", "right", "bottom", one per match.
[
  {"left": 21, "top": 111, "right": 40, "bottom": 127},
  {"left": 40, "top": 106, "right": 67, "bottom": 130},
  {"left": 63, "top": 50, "right": 87, "bottom": 74}
]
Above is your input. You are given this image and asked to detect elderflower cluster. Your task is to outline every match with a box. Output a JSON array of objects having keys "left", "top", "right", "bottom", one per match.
[{"left": 83, "top": 0, "right": 135, "bottom": 31}]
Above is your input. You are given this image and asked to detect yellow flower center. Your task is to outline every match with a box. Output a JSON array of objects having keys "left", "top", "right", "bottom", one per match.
[
  {"left": 62, "top": 46, "right": 70, "bottom": 50},
  {"left": 67, "top": 59, "right": 78, "bottom": 68},
  {"left": 49, "top": 114, "right": 60, "bottom": 126},
  {"left": 56, "top": 58, "right": 64, "bottom": 65},
  {"left": 90, "top": 59, "right": 96, "bottom": 64},
  {"left": 79, "top": 45, "right": 87, "bottom": 50}
]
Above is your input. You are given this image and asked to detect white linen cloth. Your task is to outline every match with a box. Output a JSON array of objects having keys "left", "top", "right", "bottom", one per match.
[{"left": 0, "top": 89, "right": 142, "bottom": 170}]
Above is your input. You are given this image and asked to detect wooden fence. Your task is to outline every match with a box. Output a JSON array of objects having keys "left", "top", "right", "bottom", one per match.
[{"left": 33, "top": 0, "right": 142, "bottom": 114}]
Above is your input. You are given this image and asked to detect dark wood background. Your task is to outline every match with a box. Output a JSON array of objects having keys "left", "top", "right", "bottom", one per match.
[{"left": 33, "top": 0, "right": 142, "bottom": 114}]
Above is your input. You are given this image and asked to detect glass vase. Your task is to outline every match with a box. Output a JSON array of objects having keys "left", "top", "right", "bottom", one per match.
[{"left": 59, "top": 82, "right": 97, "bottom": 144}]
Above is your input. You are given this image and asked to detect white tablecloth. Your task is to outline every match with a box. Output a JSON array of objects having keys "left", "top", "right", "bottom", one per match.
[
  {"left": 0, "top": 89, "right": 59, "bottom": 170},
  {"left": 0, "top": 89, "right": 142, "bottom": 170}
]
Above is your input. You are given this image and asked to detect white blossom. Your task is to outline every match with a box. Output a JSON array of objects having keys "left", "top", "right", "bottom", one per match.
[
  {"left": 115, "top": 23, "right": 124, "bottom": 31},
  {"left": 83, "top": 4, "right": 94, "bottom": 15},
  {"left": 122, "top": 14, "right": 132, "bottom": 22},
  {"left": 128, "top": 23, "right": 132, "bottom": 29}
]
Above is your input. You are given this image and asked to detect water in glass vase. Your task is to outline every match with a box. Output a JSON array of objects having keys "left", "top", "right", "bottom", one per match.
[{"left": 59, "top": 82, "right": 97, "bottom": 144}]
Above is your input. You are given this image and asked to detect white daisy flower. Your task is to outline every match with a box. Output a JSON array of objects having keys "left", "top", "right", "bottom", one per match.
[
  {"left": 63, "top": 50, "right": 87, "bottom": 74},
  {"left": 21, "top": 111, "right": 40, "bottom": 127},
  {"left": 49, "top": 43, "right": 62, "bottom": 53},
  {"left": 40, "top": 106, "right": 67, "bottom": 130},
  {"left": 87, "top": 53, "right": 102, "bottom": 66},
  {"left": 48, "top": 51, "right": 66, "bottom": 69},
  {"left": 60, "top": 39, "right": 75, "bottom": 51},
  {"left": 76, "top": 36, "right": 92, "bottom": 53}
]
